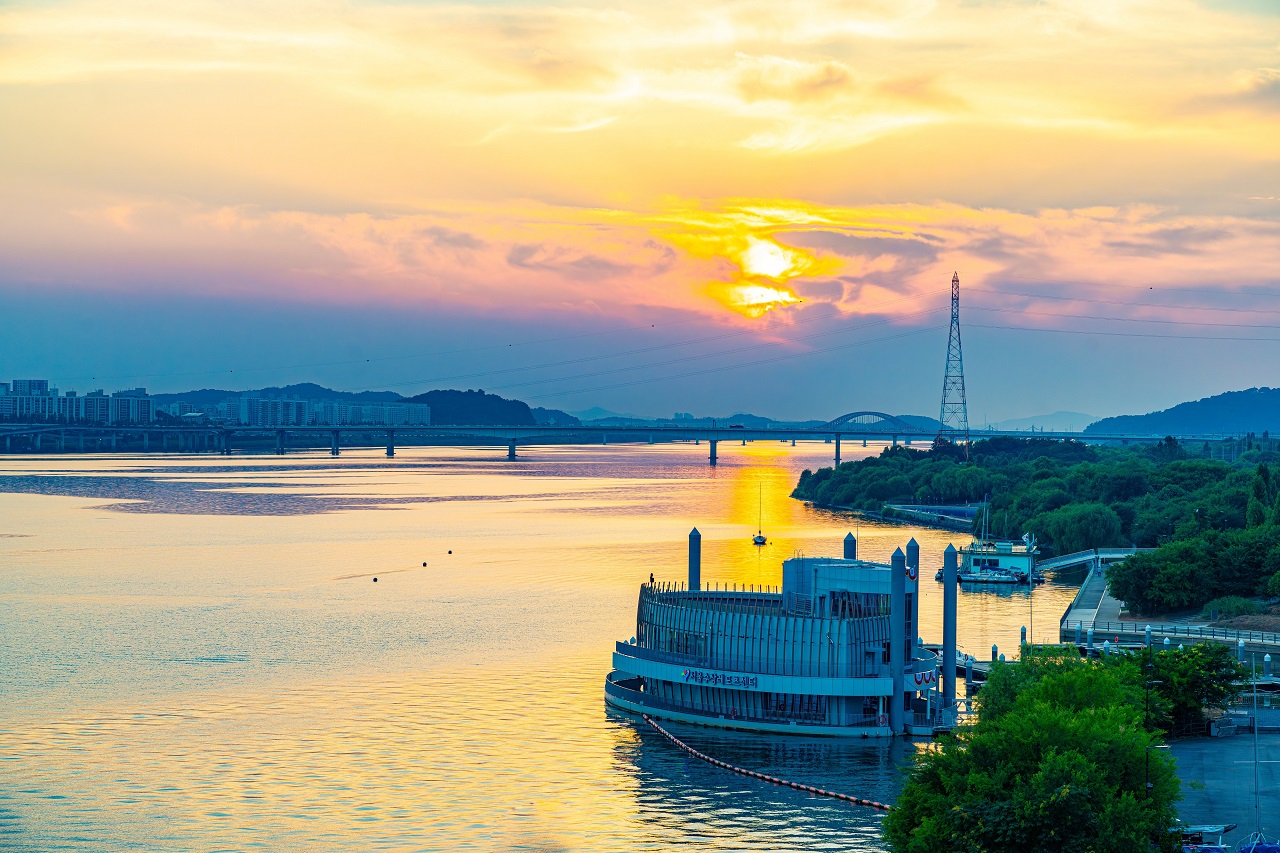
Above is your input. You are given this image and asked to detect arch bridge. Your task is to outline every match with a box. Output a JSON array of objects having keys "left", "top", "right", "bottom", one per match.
[{"left": 817, "top": 412, "right": 926, "bottom": 433}]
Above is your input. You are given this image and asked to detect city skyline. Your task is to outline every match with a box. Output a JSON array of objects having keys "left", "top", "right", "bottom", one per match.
[{"left": 2, "top": 0, "right": 1278, "bottom": 421}]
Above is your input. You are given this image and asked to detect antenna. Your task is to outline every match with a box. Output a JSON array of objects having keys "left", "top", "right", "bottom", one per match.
[{"left": 938, "top": 272, "right": 971, "bottom": 456}]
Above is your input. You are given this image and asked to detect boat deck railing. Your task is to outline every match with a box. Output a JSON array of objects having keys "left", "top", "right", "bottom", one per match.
[
  {"left": 617, "top": 640, "right": 937, "bottom": 681},
  {"left": 605, "top": 672, "right": 881, "bottom": 730}
]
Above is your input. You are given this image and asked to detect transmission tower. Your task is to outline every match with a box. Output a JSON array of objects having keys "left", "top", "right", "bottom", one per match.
[{"left": 937, "top": 271, "right": 970, "bottom": 453}]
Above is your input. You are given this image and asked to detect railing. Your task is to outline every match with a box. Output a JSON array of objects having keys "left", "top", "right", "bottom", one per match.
[
  {"left": 616, "top": 641, "right": 936, "bottom": 681},
  {"left": 1038, "top": 547, "right": 1151, "bottom": 572},
  {"left": 616, "top": 641, "right": 890, "bottom": 680},
  {"left": 605, "top": 673, "right": 880, "bottom": 729},
  {"left": 1061, "top": 620, "right": 1280, "bottom": 646}
]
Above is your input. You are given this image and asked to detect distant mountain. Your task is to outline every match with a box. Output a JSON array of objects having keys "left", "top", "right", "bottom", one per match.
[
  {"left": 1084, "top": 388, "right": 1280, "bottom": 436},
  {"left": 531, "top": 407, "right": 581, "bottom": 427},
  {"left": 895, "top": 414, "right": 943, "bottom": 433},
  {"left": 403, "top": 389, "right": 535, "bottom": 426},
  {"left": 567, "top": 406, "right": 644, "bottom": 421},
  {"left": 149, "top": 383, "right": 404, "bottom": 405},
  {"left": 990, "top": 411, "right": 1097, "bottom": 432}
]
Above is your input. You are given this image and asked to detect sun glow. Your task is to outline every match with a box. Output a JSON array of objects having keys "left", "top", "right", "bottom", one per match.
[
  {"left": 740, "top": 237, "right": 797, "bottom": 279},
  {"left": 717, "top": 283, "right": 803, "bottom": 318}
]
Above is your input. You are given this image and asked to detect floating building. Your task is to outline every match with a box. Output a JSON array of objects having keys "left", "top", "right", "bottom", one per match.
[{"left": 606, "top": 531, "right": 960, "bottom": 737}]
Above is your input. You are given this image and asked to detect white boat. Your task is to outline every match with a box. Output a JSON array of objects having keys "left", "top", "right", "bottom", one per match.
[
  {"left": 752, "top": 484, "right": 767, "bottom": 546},
  {"left": 959, "top": 511, "right": 1040, "bottom": 585},
  {"left": 957, "top": 568, "right": 1022, "bottom": 585}
]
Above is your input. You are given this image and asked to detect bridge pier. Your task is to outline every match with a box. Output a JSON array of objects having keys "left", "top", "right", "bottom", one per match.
[
  {"left": 34, "top": 433, "right": 41, "bottom": 452},
  {"left": 58, "top": 432, "right": 65, "bottom": 453},
  {"left": 143, "top": 432, "right": 150, "bottom": 451},
  {"left": 4, "top": 435, "right": 9, "bottom": 453},
  {"left": 835, "top": 435, "right": 841, "bottom": 466},
  {"left": 791, "top": 438, "right": 795, "bottom": 446},
  {"left": 709, "top": 440, "right": 718, "bottom": 466},
  {"left": 275, "top": 430, "right": 285, "bottom": 455},
  {"left": 109, "top": 433, "right": 116, "bottom": 451},
  {"left": 222, "top": 431, "right": 231, "bottom": 455},
  {"left": 507, "top": 440, "right": 516, "bottom": 460},
  {"left": 892, "top": 435, "right": 898, "bottom": 448},
  {"left": 386, "top": 429, "right": 395, "bottom": 458},
  {"left": 331, "top": 431, "right": 340, "bottom": 456},
  {"left": 79, "top": 433, "right": 85, "bottom": 452}
]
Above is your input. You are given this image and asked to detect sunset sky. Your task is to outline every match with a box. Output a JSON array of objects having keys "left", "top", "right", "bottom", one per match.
[{"left": 2, "top": 0, "right": 1278, "bottom": 421}]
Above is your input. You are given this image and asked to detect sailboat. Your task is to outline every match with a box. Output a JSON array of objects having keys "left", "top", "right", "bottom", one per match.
[{"left": 752, "top": 484, "right": 767, "bottom": 546}]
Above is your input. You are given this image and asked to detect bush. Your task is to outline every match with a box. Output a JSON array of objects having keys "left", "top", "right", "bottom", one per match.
[{"left": 1202, "top": 596, "right": 1262, "bottom": 620}]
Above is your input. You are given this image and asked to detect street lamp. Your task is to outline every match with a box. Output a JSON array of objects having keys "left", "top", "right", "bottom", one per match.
[
  {"left": 1146, "top": 744, "right": 1171, "bottom": 797},
  {"left": 1145, "top": 675, "right": 1163, "bottom": 732}
]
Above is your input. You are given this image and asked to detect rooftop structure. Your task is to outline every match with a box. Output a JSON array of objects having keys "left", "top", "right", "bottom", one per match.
[
  {"left": 606, "top": 532, "right": 960, "bottom": 737},
  {"left": 957, "top": 537, "right": 1039, "bottom": 584}
]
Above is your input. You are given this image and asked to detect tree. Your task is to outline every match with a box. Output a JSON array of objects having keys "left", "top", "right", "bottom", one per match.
[
  {"left": 885, "top": 651, "right": 1180, "bottom": 853},
  {"left": 1247, "top": 496, "right": 1269, "bottom": 528},
  {"left": 1029, "top": 503, "right": 1124, "bottom": 554},
  {"left": 1145, "top": 643, "right": 1246, "bottom": 734}
]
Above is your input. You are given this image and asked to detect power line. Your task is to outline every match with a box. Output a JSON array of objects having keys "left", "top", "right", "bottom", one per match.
[
  {"left": 969, "top": 287, "right": 1280, "bottom": 317},
  {"left": 527, "top": 325, "right": 942, "bottom": 401},
  {"left": 968, "top": 322, "right": 1280, "bottom": 343},
  {"left": 368, "top": 292, "right": 931, "bottom": 392},
  {"left": 490, "top": 306, "right": 946, "bottom": 394},
  {"left": 982, "top": 274, "right": 1280, "bottom": 300},
  {"left": 46, "top": 315, "right": 710, "bottom": 386},
  {"left": 967, "top": 303, "right": 1280, "bottom": 332}
]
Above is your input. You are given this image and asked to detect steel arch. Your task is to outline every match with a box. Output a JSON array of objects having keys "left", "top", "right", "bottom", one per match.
[{"left": 816, "top": 411, "right": 924, "bottom": 432}]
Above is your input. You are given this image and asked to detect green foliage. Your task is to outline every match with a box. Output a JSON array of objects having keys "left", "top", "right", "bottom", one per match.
[
  {"left": 1201, "top": 596, "right": 1263, "bottom": 620},
  {"left": 1027, "top": 503, "right": 1123, "bottom": 554},
  {"left": 792, "top": 438, "right": 1253, "bottom": 556},
  {"left": 1139, "top": 643, "right": 1247, "bottom": 733},
  {"left": 791, "top": 438, "right": 1280, "bottom": 613},
  {"left": 1108, "top": 523, "right": 1280, "bottom": 614},
  {"left": 884, "top": 650, "right": 1180, "bottom": 853}
]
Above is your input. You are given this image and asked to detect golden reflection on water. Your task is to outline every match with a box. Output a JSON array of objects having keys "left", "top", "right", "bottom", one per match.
[{"left": 0, "top": 444, "right": 1079, "bottom": 850}]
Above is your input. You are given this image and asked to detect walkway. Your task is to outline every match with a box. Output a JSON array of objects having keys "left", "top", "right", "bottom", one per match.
[{"left": 1060, "top": 572, "right": 1280, "bottom": 655}]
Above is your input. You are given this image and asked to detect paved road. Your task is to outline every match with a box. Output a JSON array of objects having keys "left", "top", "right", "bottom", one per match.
[{"left": 1171, "top": 733, "right": 1279, "bottom": 844}]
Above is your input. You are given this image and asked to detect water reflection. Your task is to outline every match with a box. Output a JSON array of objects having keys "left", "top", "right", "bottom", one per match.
[
  {"left": 0, "top": 444, "right": 1081, "bottom": 850},
  {"left": 611, "top": 708, "right": 907, "bottom": 851}
]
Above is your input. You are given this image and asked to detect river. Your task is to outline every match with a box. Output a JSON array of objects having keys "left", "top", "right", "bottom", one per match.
[{"left": 0, "top": 442, "right": 1083, "bottom": 851}]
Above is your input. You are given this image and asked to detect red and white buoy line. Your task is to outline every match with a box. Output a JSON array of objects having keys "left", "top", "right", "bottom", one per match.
[{"left": 641, "top": 714, "right": 893, "bottom": 813}]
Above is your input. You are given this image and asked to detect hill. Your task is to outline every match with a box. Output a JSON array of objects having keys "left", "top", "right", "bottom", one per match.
[
  {"left": 149, "top": 383, "right": 403, "bottom": 405},
  {"left": 991, "top": 411, "right": 1096, "bottom": 432},
  {"left": 1085, "top": 388, "right": 1280, "bottom": 436},
  {"left": 531, "top": 407, "right": 581, "bottom": 427},
  {"left": 403, "top": 389, "right": 535, "bottom": 426}
]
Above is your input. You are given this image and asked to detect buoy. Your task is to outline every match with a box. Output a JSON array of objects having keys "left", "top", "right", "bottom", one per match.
[
  {"left": 448, "top": 550, "right": 453, "bottom": 554},
  {"left": 373, "top": 577, "right": 378, "bottom": 582},
  {"left": 422, "top": 562, "right": 427, "bottom": 567}
]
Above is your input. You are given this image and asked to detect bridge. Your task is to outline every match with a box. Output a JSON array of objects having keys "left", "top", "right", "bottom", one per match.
[
  {"left": 1036, "top": 547, "right": 1156, "bottom": 573},
  {"left": 0, "top": 411, "right": 1245, "bottom": 462}
]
